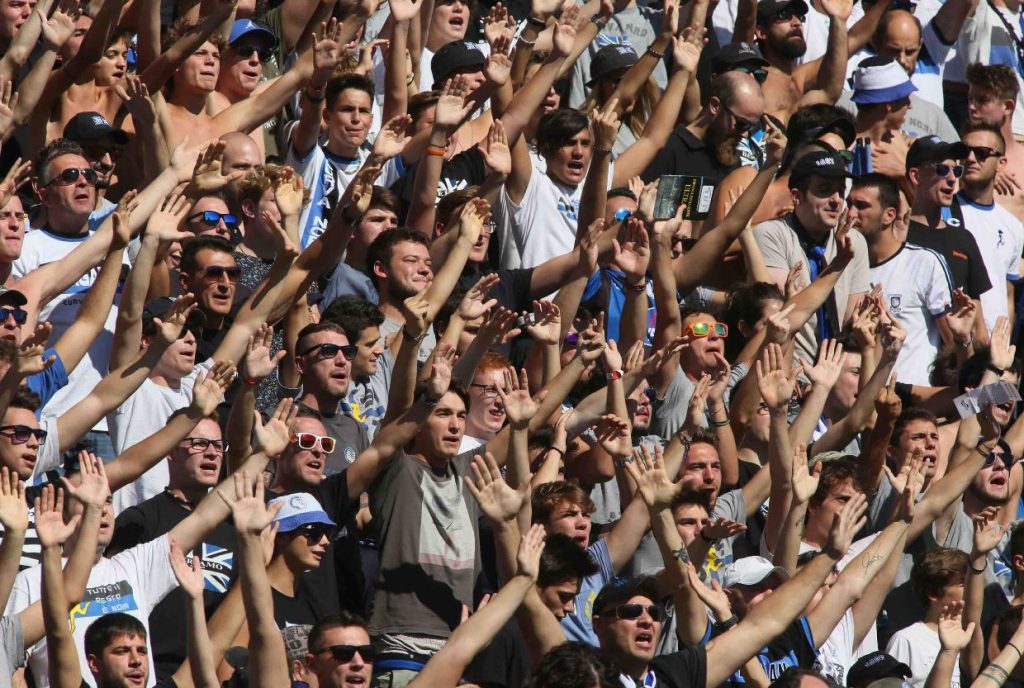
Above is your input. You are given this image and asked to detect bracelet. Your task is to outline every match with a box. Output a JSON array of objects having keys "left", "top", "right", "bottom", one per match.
[
  {"left": 970, "top": 563, "right": 987, "bottom": 573},
  {"left": 304, "top": 86, "right": 325, "bottom": 102},
  {"left": 592, "top": 145, "right": 613, "bottom": 155},
  {"left": 402, "top": 328, "right": 424, "bottom": 343},
  {"left": 1009, "top": 643, "right": 1023, "bottom": 658},
  {"left": 425, "top": 145, "right": 446, "bottom": 157},
  {"left": 987, "top": 363, "right": 1006, "bottom": 376},
  {"left": 242, "top": 376, "right": 258, "bottom": 387},
  {"left": 645, "top": 46, "right": 665, "bottom": 59},
  {"left": 591, "top": 15, "right": 608, "bottom": 28},
  {"left": 614, "top": 455, "right": 630, "bottom": 469},
  {"left": 518, "top": 36, "right": 538, "bottom": 46},
  {"left": 605, "top": 368, "right": 623, "bottom": 381},
  {"left": 710, "top": 417, "right": 730, "bottom": 427},
  {"left": 625, "top": 277, "right": 646, "bottom": 292},
  {"left": 713, "top": 615, "right": 739, "bottom": 633},
  {"left": 406, "top": 73, "right": 415, "bottom": 85},
  {"left": 422, "top": 394, "right": 441, "bottom": 407},
  {"left": 548, "top": 447, "right": 565, "bottom": 459},
  {"left": 527, "top": 14, "right": 547, "bottom": 28}
]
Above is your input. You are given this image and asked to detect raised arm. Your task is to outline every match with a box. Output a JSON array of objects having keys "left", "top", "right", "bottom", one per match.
[
  {"left": 289, "top": 19, "right": 345, "bottom": 160},
  {"left": 168, "top": 540, "right": 220, "bottom": 688},
  {"left": 38, "top": 486, "right": 84, "bottom": 688},
  {"left": 139, "top": 0, "right": 235, "bottom": 93},
  {"left": 795, "top": 0, "right": 850, "bottom": 103},
  {"left": 0, "top": 469, "right": 25, "bottom": 612},
  {"left": 757, "top": 343, "right": 799, "bottom": 557}
]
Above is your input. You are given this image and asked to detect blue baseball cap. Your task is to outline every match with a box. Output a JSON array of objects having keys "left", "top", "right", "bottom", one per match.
[
  {"left": 269, "top": 493, "right": 336, "bottom": 533},
  {"left": 228, "top": 19, "right": 278, "bottom": 50}
]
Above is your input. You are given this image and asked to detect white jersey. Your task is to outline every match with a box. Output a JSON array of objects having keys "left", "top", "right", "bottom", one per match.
[
  {"left": 952, "top": 193, "right": 1024, "bottom": 332},
  {"left": 6, "top": 535, "right": 177, "bottom": 688},
  {"left": 869, "top": 243, "right": 953, "bottom": 386},
  {"left": 11, "top": 227, "right": 130, "bottom": 431},
  {"left": 887, "top": 621, "right": 960, "bottom": 688}
]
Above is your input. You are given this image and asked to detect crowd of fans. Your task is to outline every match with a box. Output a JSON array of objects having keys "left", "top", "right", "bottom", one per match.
[{"left": 3, "top": 0, "right": 1024, "bottom": 684}]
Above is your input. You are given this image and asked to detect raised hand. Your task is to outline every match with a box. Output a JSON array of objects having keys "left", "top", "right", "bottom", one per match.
[
  {"left": 40, "top": 0, "right": 79, "bottom": 49},
  {"left": 762, "top": 117, "right": 788, "bottom": 168},
  {"left": 114, "top": 76, "right": 158, "bottom": 126},
  {"left": 426, "top": 344, "right": 456, "bottom": 400},
  {"left": 576, "top": 319, "right": 606, "bottom": 363},
  {"left": 791, "top": 443, "right": 821, "bottom": 504},
  {"left": 479, "top": 120, "right": 512, "bottom": 176},
  {"left": 611, "top": 217, "right": 650, "bottom": 280},
  {"left": 223, "top": 472, "right": 282, "bottom": 535},
  {"left": 825, "top": 491, "right": 867, "bottom": 559},
  {"left": 475, "top": 307, "right": 521, "bottom": 347},
  {"left": 153, "top": 293, "right": 199, "bottom": 347},
  {"left": 373, "top": 114, "right": 413, "bottom": 159},
  {"left": 990, "top": 315, "right": 1016, "bottom": 371},
  {"left": 0, "top": 80, "right": 19, "bottom": 138},
  {"left": 485, "top": 37, "right": 513, "bottom": 86},
  {"left": 457, "top": 274, "right": 499, "bottom": 321},
  {"left": 1, "top": 332, "right": 57, "bottom": 378},
  {"left": 937, "top": 601, "right": 974, "bottom": 652},
  {"left": 592, "top": 97, "right": 622, "bottom": 152},
  {"left": 496, "top": 368, "right": 539, "bottom": 429},
  {"left": 686, "top": 564, "right": 732, "bottom": 620},
  {"left": 764, "top": 304, "right": 794, "bottom": 345},
  {"left": 456, "top": 197, "right": 490, "bottom": 245},
  {"left": 111, "top": 190, "right": 138, "bottom": 250},
  {"left": 313, "top": 18, "right": 346, "bottom": 77},
  {"left": 595, "top": 413, "right": 632, "bottom": 459},
  {"left": 188, "top": 141, "right": 244, "bottom": 195},
  {"left": 820, "top": 0, "right": 853, "bottom": 20},
  {"left": 686, "top": 373, "right": 711, "bottom": 428},
  {"left": 0, "top": 467, "right": 26, "bottom": 533},
  {"left": 551, "top": 12, "right": 577, "bottom": 58},
  {"left": 484, "top": 3, "right": 515, "bottom": 46},
  {"left": 354, "top": 38, "right": 389, "bottom": 76},
  {"left": 243, "top": 324, "right": 284, "bottom": 383},
  {"left": 874, "top": 374, "right": 901, "bottom": 421},
  {"left": 831, "top": 209, "right": 856, "bottom": 268},
  {"left": 465, "top": 452, "right": 529, "bottom": 523},
  {"left": 434, "top": 77, "right": 475, "bottom": 130},
  {"left": 972, "top": 506, "right": 1004, "bottom": 556},
  {"left": 877, "top": 303, "right": 907, "bottom": 359},
  {"left": 253, "top": 398, "right": 298, "bottom": 458},
  {"left": 62, "top": 451, "right": 111, "bottom": 509},
  {"left": 389, "top": 0, "right": 423, "bottom": 21},
  {"left": 703, "top": 517, "right": 747, "bottom": 540},
  {"left": 169, "top": 539, "right": 205, "bottom": 600},
  {"left": 260, "top": 211, "right": 299, "bottom": 258},
  {"left": 945, "top": 288, "right": 977, "bottom": 345},
  {"left": 801, "top": 339, "right": 845, "bottom": 390},
  {"left": 0, "top": 158, "right": 30, "bottom": 211},
  {"left": 883, "top": 447, "right": 922, "bottom": 498},
  {"left": 517, "top": 523, "right": 546, "bottom": 579},
  {"left": 624, "top": 443, "right": 682, "bottom": 510},
  {"left": 146, "top": 188, "right": 194, "bottom": 244},
  {"left": 602, "top": 338, "right": 624, "bottom": 374},
  {"left": 524, "top": 300, "right": 561, "bottom": 345},
  {"left": 34, "top": 486, "right": 78, "bottom": 548},
  {"left": 271, "top": 166, "right": 306, "bottom": 221},
  {"left": 191, "top": 361, "right": 236, "bottom": 416},
  {"left": 755, "top": 343, "right": 797, "bottom": 411},
  {"left": 641, "top": 336, "right": 690, "bottom": 377},
  {"left": 707, "top": 353, "right": 731, "bottom": 405},
  {"left": 892, "top": 452, "right": 924, "bottom": 524}
]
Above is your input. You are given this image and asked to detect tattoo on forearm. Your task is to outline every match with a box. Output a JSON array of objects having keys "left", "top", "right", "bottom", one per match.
[
  {"left": 672, "top": 546, "right": 690, "bottom": 565},
  {"left": 979, "top": 663, "right": 1010, "bottom": 686},
  {"left": 861, "top": 547, "right": 884, "bottom": 576}
]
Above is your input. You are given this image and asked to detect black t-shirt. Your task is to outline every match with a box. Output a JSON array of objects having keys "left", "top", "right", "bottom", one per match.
[
  {"left": 641, "top": 126, "right": 738, "bottom": 184},
  {"left": 906, "top": 220, "right": 992, "bottom": 299},
  {"left": 105, "top": 490, "right": 239, "bottom": 680},
  {"left": 462, "top": 618, "right": 530, "bottom": 688},
  {"left": 391, "top": 148, "right": 488, "bottom": 222},
  {"left": 272, "top": 586, "right": 326, "bottom": 628},
  {"left": 457, "top": 265, "right": 536, "bottom": 314},
  {"left": 649, "top": 645, "right": 708, "bottom": 687}
]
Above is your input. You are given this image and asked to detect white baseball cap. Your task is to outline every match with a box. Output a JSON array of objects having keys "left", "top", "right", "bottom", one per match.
[
  {"left": 269, "top": 493, "right": 335, "bottom": 533},
  {"left": 720, "top": 556, "right": 790, "bottom": 588}
]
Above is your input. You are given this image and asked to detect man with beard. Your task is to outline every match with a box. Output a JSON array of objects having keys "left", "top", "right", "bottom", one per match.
[
  {"left": 905, "top": 136, "right": 992, "bottom": 345},
  {"left": 949, "top": 123, "right": 1024, "bottom": 331},
  {"left": 752, "top": 151, "right": 871, "bottom": 364},
  {"left": 966, "top": 65, "right": 1024, "bottom": 223},
  {"left": 642, "top": 71, "right": 764, "bottom": 184},
  {"left": 61, "top": 111, "right": 126, "bottom": 225}
]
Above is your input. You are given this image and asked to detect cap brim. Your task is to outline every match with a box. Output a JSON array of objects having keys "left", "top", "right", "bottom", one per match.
[
  {"left": 0, "top": 289, "right": 28, "bottom": 306},
  {"left": 276, "top": 510, "right": 337, "bottom": 533},
  {"left": 231, "top": 27, "right": 279, "bottom": 50},
  {"left": 850, "top": 80, "right": 918, "bottom": 105},
  {"left": 729, "top": 565, "right": 791, "bottom": 587}
]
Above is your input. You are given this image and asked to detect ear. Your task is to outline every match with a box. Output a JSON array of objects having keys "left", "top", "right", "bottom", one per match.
[
  {"left": 881, "top": 206, "right": 898, "bottom": 226},
  {"left": 241, "top": 198, "right": 257, "bottom": 221},
  {"left": 178, "top": 270, "right": 190, "bottom": 293},
  {"left": 1013, "top": 553, "right": 1024, "bottom": 572},
  {"left": 999, "top": 155, "right": 1008, "bottom": 171},
  {"left": 907, "top": 168, "right": 920, "bottom": 187},
  {"left": 737, "top": 319, "right": 754, "bottom": 337},
  {"left": 372, "top": 259, "right": 389, "bottom": 282},
  {"left": 87, "top": 654, "right": 102, "bottom": 677},
  {"left": 789, "top": 188, "right": 802, "bottom": 207},
  {"left": 1006, "top": 98, "right": 1017, "bottom": 115},
  {"left": 708, "top": 96, "right": 721, "bottom": 117}
]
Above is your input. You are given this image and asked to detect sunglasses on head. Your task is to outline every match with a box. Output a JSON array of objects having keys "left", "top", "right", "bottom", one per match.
[
  {"left": 0, "top": 425, "right": 46, "bottom": 444},
  {"left": 295, "top": 522, "right": 333, "bottom": 544},
  {"left": 685, "top": 322, "right": 728, "bottom": 338},
  {"left": 969, "top": 146, "right": 1003, "bottom": 162},
  {"left": 610, "top": 603, "right": 664, "bottom": 621},
  {"left": 735, "top": 65, "right": 768, "bottom": 83},
  {"left": 298, "top": 342, "right": 358, "bottom": 361},
  {"left": 293, "top": 432, "right": 336, "bottom": 454},
  {"left": 314, "top": 644, "right": 378, "bottom": 663},
  {"left": 46, "top": 167, "right": 98, "bottom": 187},
  {"left": 189, "top": 210, "right": 239, "bottom": 230},
  {"left": 932, "top": 162, "right": 964, "bottom": 178},
  {"left": 0, "top": 307, "right": 27, "bottom": 325},
  {"left": 195, "top": 265, "right": 241, "bottom": 282},
  {"left": 232, "top": 43, "right": 273, "bottom": 62}
]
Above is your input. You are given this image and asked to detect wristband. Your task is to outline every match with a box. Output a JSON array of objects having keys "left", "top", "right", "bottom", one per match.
[
  {"left": 987, "top": 363, "right": 1006, "bottom": 376},
  {"left": 713, "top": 615, "right": 739, "bottom": 633},
  {"left": 970, "top": 563, "right": 987, "bottom": 573},
  {"left": 710, "top": 417, "right": 730, "bottom": 427},
  {"left": 1009, "top": 644, "right": 1023, "bottom": 658},
  {"left": 527, "top": 14, "right": 547, "bottom": 28},
  {"left": 591, "top": 15, "right": 608, "bottom": 28},
  {"left": 304, "top": 86, "right": 325, "bottom": 102},
  {"left": 625, "top": 277, "right": 646, "bottom": 292},
  {"left": 605, "top": 368, "right": 623, "bottom": 381},
  {"left": 645, "top": 46, "right": 665, "bottom": 59},
  {"left": 518, "top": 36, "right": 538, "bottom": 46},
  {"left": 422, "top": 394, "right": 441, "bottom": 407},
  {"left": 242, "top": 376, "right": 258, "bottom": 387},
  {"left": 592, "top": 145, "right": 613, "bottom": 155},
  {"left": 548, "top": 447, "right": 565, "bottom": 459},
  {"left": 425, "top": 145, "right": 446, "bottom": 157},
  {"left": 403, "top": 328, "right": 425, "bottom": 343}
]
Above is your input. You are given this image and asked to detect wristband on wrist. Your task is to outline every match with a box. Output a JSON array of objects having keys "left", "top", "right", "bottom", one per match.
[
  {"left": 626, "top": 277, "right": 646, "bottom": 292},
  {"left": 242, "top": 376, "right": 259, "bottom": 387},
  {"left": 403, "top": 328, "right": 425, "bottom": 343},
  {"left": 645, "top": 46, "right": 665, "bottom": 59},
  {"left": 518, "top": 36, "right": 538, "bottom": 46},
  {"left": 422, "top": 394, "right": 441, "bottom": 407},
  {"left": 1009, "top": 643, "right": 1023, "bottom": 658},
  {"left": 304, "top": 85, "right": 326, "bottom": 102},
  {"left": 591, "top": 15, "right": 608, "bottom": 28},
  {"left": 970, "top": 562, "right": 987, "bottom": 573},
  {"left": 987, "top": 363, "right": 1006, "bottom": 376},
  {"left": 592, "top": 145, "right": 613, "bottom": 155},
  {"left": 956, "top": 337, "right": 973, "bottom": 349},
  {"left": 709, "top": 417, "right": 731, "bottom": 427},
  {"left": 713, "top": 615, "right": 739, "bottom": 633},
  {"left": 605, "top": 369, "right": 624, "bottom": 381},
  {"left": 425, "top": 145, "right": 446, "bottom": 157},
  {"left": 527, "top": 14, "right": 547, "bottom": 28}
]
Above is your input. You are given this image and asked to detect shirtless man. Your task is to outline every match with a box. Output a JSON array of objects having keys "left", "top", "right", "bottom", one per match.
[{"left": 966, "top": 64, "right": 1024, "bottom": 223}]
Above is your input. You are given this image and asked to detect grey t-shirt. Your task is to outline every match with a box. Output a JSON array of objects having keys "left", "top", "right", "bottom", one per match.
[
  {"left": 292, "top": 400, "right": 370, "bottom": 474},
  {"left": 0, "top": 614, "right": 23, "bottom": 685},
  {"left": 379, "top": 317, "right": 437, "bottom": 365},
  {"left": 650, "top": 364, "right": 747, "bottom": 440},
  {"left": 320, "top": 262, "right": 379, "bottom": 310},
  {"left": 346, "top": 349, "right": 395, "bottom": 442},
  {"left": 368, "top": 448, "right": 484, "bottom": 638},
  {"left": 836, "top": 92, "right": 959, "bottom": 142}
]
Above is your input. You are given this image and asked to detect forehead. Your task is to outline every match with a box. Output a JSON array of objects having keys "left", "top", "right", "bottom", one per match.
[
  {"left": 554, "top": 499, "right": 584, "bottom": 514},
  {"left": 433, "top": 391, "right": 467, "bottom": 414},
  {"left": 294, "top": 416, "right": 328, "bottom": 434},
  {"left": 807, "top": 176, "right": 846, "bottom": 193},
  {"left": 848, "top": 186, "right": 880, "bottom": 204},
  {"left": 826, "top": 477, "right": 861, "bottom": 498},
  {"left": 106, "top": 633, "right": 147, "bottom": 649},
  {"left": 193, "top": 196, "right": 230, "bottom": 213},
  {"left": 194, "top": 41, "right": 219, "bottom": 54},
  {"left": 673, "top": 502, "right": 710, "bottom": 519},
  {"left": 318, "top": 625, "right": 370, "bottom": 647},
  {"left": 685, "top": 443, "right": 720, "bottom": 464},
  {"left": 194, "top": 248, "right": 236, "bottom": 268},
  {"left": 191, "top": 418, "right": 223, "bottom": 439},
  {"left": 333, "top": 88, "right": 372, "bottom": 108},
  {"left": 473, "top": 367, "right": 505, "bottom": 385},
  {"left": 2, "top": 407, "right": 37, "bottom": 426},
  {"left": 391, "top": 240, "right": 429, "bottom": 260},
  {"left": 365, "top": 207, "right": 398, "bottom": 220},
  {"left": 902, "top": 418, "right": 938, "bottom": 435},
  {"left": 964, "top": 130, "right": 1002, "bottom": 148},
  {"left": 304, "top": 329, "right": 350, "bottom": 347},
  {"left": 682, "top": 311, "right": 715, "bottom": 326},
  {"left": 49, "top": 153, "right": 89, "bottom": 173}
]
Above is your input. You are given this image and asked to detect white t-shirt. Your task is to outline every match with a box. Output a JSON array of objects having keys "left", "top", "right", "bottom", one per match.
[
  {"left": 953, "top": 193, "right": 1024, "bottom": 332},
  {"left": 11, "top": 228, "right": 131, "bottom": 431},
  {"left": 458, "top": 434, "right": 486, "bottom": 453},
  {"left": 846, "top": 22, "right": 955, "bottom": 110},
  {"left": 497, "top": 167, "right": 582, "bottom": 269},
  {"left": 107, "top": 360, "right": 212, "bottom": 514},
  {"left": 6, "top": 535, "right": 177, "bottom": 688},
  {"left": 886, "top": 621, "right": 960, "bottom": 687},
  {"left": 869, "top": 242, "right": 954, "bottom": 386}
]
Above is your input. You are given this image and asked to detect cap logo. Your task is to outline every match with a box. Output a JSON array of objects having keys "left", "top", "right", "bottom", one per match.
[
  {"left": 815, "top": 156, "right": 837, "bottom": 166},
  {"left": 288, "top": 495, "right": 307, "bottom": 509},
  {"left": 92, "top": 115, "right": 110, "bottom": 127},
  {"left": 615, "top": 45, "right": 633, "bottom": 55},
  {"left": 596, "top": 33, "right": 632, "bottom": 48},
  {"left": 865, "top": 655, "right": 885, "bottom": 667}
]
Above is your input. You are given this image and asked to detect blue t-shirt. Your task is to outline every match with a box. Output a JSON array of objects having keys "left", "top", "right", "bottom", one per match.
[
  {"left": 26, "top": 347, "right": 67, "bottom": 415},
  {"left": 561, "top": 538, "right": 615, "bottom": 645},
  {"left": 727, "top": 616, "right": 816, "bottom": 684},
  {"left": 582, "top": 268, "right": 655, "bottom": 345}
]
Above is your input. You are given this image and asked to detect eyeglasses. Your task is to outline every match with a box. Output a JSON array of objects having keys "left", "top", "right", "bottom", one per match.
[
  {"left": 770, "top": 7, "right": 806, "bottom": 21},
  {"left": 292, "top": 432, "right": 336, "bottom": 454},
  {"left": 0, "top": 211, "right": 27, "bottom": 222},
  {"left": 195, "top": 265, "right": 241, "bottom": 282},
  {"left": 610, "top": 603, "right": 664, "bottom": 621},
  {"left": 968, "top": 146, "right": 1003, "bottom": 162},
  {"left": 470, "top": 383, "right": 500, "bottom": 399},
  {"left": 298, "top": 342, "right": 358, "bottom": 361},
  {"left": 45, "top": 167, "right": 98, "bottom": 187},
  {"left": 722, "top": 105, "right": 760, "bottom": 134},
  {"left": 932, "top": 163, "right": 964, "bottom": 178},
  {"left": 685, "top": 322, "right": 728, "bottom": 338},
  {"left": 183, "top": 437, "right": 228, "bottom": 453},
  {"left": 313, "top": 644, "right": 379, "bottom": 663},
  {"left": 231, "top": 43, "right": 273, "bottom": 62},
  {"left": 295, "top": 522, "right": 333, "bottom": 544},
  {"left": 0, "top": 307, "right": 27, "bottom": 324},
  {"left": 188, "top": 210, "right": 240, "bottom": 230},
  {"left": 0, "top": 425, "right": 46, "bottom": 444},
  {"left": 734, "top": 65, "right": 768, "bottom": 83}
]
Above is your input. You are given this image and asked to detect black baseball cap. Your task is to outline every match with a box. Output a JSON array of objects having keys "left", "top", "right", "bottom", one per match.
[
  {"left": 712, "top": 41, "right": 769, "bottom": 73},
  {"left": 801, "top": 117, "right": 857, "bottom": 149},
  {"left": 788, "top": 150, "right": 854, "bottom": 188},
  {"left": 63, "top": 112, "right": 129, "bottom": 147},
  {"left": 592, "top": 575, "right": 662, "bottom": 617},
  {"left": 905, "top": 135, "right": 969, "bottom": 172},
  {"left": 141, "top": 297, "right": 207, "bottom": 336},
  {"left": 586, "top": 44, "right": 640, "bottom": 87},
  {"left": 431, "top": 41, "right": 486, "bottom": 87},
  {"left": 847, "top": 651, "right": 911, "bottom": 688},
  {"left": 756, "top": 0, "right": 809, "bottom": 21},
  {"left": 0, "top": 286, "right": 28, "bottom": 307}
]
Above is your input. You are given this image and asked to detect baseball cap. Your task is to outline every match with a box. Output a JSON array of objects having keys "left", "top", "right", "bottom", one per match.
[
  {"left": 788, "top": 150, "right": 854, "bottom": 188},
  {"left": 62, "top": 112, "right": 129, "bottom": 146},
  {"left": 756, "top": 0, "right": 809, "bottom": 21},
  {"left": 720, "top": 556, "right": 790, "bottom": 588},
  {"left": 847, "top": 651, "right": 911, "bottom": 687},
  {"left": 0, "top": 287, "right": 28, "bottom": 307},
  {"left": 431, "top": 41, "right": 486, "bottom": 86},
  {"left": 592, "top": 575, "right": 662, "bottom": 616},
  {"left": 712, "top": 41, "right": 769, "bottom": 73},
  {"left": 586, "top": 44, "right": 640, "bottom": 87},
  {"left": 270, "top": 493, "right": 336, "bottom": 533},
  {"left": 851, "top": 57, "right": 918, "bottom": 105},
  {"left": 800, "top": 118, "right": 857, "bottom": 149},
  {"left": 905, "top": 135, "right": 969, "bottom": 171},
  {"left": 228, "top": 19, "right": 278, "bottom": 50},
  {"left": 141, "top": 297, "right": 207, "bottom": 336}
]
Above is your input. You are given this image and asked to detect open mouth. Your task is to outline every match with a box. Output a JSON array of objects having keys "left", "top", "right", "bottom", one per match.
[
  {"left": 635, "top": 632, "right": 654, "bottom": 649},
  {"left": 199, "top": 461, "right": 219, "bottom": 475},
  {"left": 449, "top": 16, "right": 464, "bottom": 28},
  {"left": 992, "top": 474, "right": 1008, "bottom": 486},
  {"left": 20, "top": 453, "right": 36, "bottom": 470},
  {"left": 567, "top": 160, "right": 585, "bottom": 173},
  {"left": 307, "top": 459, "right": 323, "bottom": 472},
  {"left": 344, "top": 677, "right": 367, "bottom": 685}
]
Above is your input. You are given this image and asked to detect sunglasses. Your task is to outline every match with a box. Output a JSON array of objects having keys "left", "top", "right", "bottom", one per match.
[
  {"left": 969, "top": 146, "right": 1003, "bottom": 162},
  {"left": 985, "top": 450, "right": 1016, "bottom": 468},
  {"left": 610, "top": 603, "right": 664, "bottom": 621},
  {"left": 614, "top": 208, "right": 633, "bottom": 222},
  {"left": 189, "top": 210, "right": 240, "bottom": 230},
  {"left": 642, "top": 387, "right": 656, "bottom": 402},
  {"left": 184, "top": 437, "right": 228, "bottom": 453},
  {"left": 723, "top": 105, "right": 759, "bottom": 134},
  {"left": 0, "top": 425, "right": 46, "bottom": 444},
  {"left": 46, "top": 167, "right": 98, "bottom": 187},
  {"left": 771, "top": 8, "right": 806, "bottom": 21},
  {"left": 314, "top": 644, "right": 379, "bottom": 663},
  {"left": 932, "top": 163, "right": 964, "bottom": 178},
  {"left": 232, "top": 43, "right": 273, "bottom": 62},
  {"left": 295, "top": 522, "right": 333, "bottom": 544},
  {"left": 685, "top": 322, "right": 728, "bottom": 338},
  {"left": 298, "top": 342, "right": 358, "bottom": 361},
  {"left": 293, "top": 432, "right": 336, "bottom": 454},
  {"left": 195, "top": 265, "right": 241, "bottom": 282},
  {"left": 735, "top": 65, "right": 768, "bottom": 83},
  {"left": 0, "top": 307, "right": 27, "bottom": 325}
]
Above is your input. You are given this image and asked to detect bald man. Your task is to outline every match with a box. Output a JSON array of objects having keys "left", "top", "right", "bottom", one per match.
[{"left": 220, "top": 132, "right": 264, "bottom": 178}]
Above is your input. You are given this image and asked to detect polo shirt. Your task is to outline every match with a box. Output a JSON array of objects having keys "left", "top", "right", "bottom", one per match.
[{"left": 640, "top": 125, "right": 738, "bottom": 184}]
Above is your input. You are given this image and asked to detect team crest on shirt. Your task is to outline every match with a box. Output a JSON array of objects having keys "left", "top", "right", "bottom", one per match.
[
  {"left": 889, "top": 294, "right": 902, "bottom": 314},
  {"left": 558, "top": 198, "right": 580, "bottom": 223},
  {"left": 999, "top": 229, "right": 1006, "bottom": 247}
]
